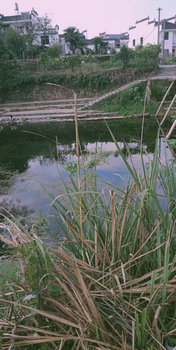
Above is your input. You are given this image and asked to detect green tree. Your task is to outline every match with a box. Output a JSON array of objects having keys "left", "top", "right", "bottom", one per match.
[
  {"left": 0, "top": 37, "right": 14, "bottom": 59},
  {"left": 39, "top": 52, "right": 49, "bottom": 69},
  {"left": 0, "top": 23, "right": 15, "bottom": 59},
  {"left": 37, "top": 15, "right": 52, "bottom": 46},
  {"left": 64, "top": 27, "right": 86, "bottom": 54},
  {"left": 0, "top": 59, "right": 19, "bottom": 100},
  {"left": 47, "top": 44, "right": 62, "bottom": 58},
  {"left": 92, "top": 37, "right": 109, "bottom": 54},
  {"left": 119, "top": 45, "right": 133, "bottom": 68},
  {"left": 4, "top": 27, "right": 26, "bottom": 58}
]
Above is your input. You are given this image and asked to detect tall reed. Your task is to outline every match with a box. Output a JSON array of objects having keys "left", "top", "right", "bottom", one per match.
[{"left": 0, "top": 129, "right": 176, "bottom": 349}]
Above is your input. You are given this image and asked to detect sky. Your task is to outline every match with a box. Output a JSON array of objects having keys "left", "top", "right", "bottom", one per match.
[{"left": 0, "top": 0, "right": 176, "bottom": 38}]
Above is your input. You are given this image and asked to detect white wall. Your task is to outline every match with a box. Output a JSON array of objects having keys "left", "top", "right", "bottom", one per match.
[
  {"left": 160, "top": 30, "right": 176, "bottom": 56},
  {"left": 129, "top": 20, "right": 158, "bottom": 49},
  {"left": 163, "top": 31, "right": 173, "bottom": 55}
]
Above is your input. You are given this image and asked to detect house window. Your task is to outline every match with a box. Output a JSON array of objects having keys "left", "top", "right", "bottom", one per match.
[
  {"left": 133, "top": 39, "right": 135, "bottom": 47},
  {"left": 140, "top": 37, "right": 143, "bottom": 46},
  {"left": 164, "top": 32, "right": 169, "bottom": 40},
  {"left": 41, "top": 35, "right": 50, "bottom": 45}
]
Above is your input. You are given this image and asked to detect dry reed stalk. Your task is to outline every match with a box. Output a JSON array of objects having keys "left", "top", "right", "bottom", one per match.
[
  {"left": 118, "top": 183, "right": 136, "bottom": 261},
  {"left": 72, "top": 266, "right": 105, "bottom": 330},
  {"left": 141, "top": 80, "right": 151, "bottom": 146},
  {"left": 0, "top": 298, "right": 80, "bottom": 328},
  {"left": 66, "top": 219, "right": 103, "bottom": 260},
  {"left": 74, "top": 92, "right": 84, "bottom": 261},
  {"left": 114, "top": 274, "right": 123, "bottom": 296},
  {"left": 110, "top": 190, "right": 116, "bottom": 263},
  {"left": 152, "top": 306, "right": 162, "bottom": 340},
  {"left": 94, "top": 225, "right": 98, "bottom": 268}
]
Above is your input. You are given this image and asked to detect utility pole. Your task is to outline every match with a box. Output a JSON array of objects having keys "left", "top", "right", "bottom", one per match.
[
  {"left": 162, "top": 19, "right": 166, "bottom": 63},
  {"left": 157, "top": 7, "right": 162, "bottom": 45}
]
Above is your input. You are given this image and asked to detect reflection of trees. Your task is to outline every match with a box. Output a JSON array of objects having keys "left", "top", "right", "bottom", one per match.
[
  {"left": 0, "top": 169, "right": 18, "bottom": 195},
  {"left": 0, "top": 198, "right": 35, "bottom": 224},
  {"left": 0, "top": 200, "right": 37, "bottom": 255},
  {"left": 0, "top": 118, "right": 172, "bottom": 191}
]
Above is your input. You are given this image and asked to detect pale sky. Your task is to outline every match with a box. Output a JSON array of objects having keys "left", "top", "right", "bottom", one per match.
[{"left": 0, "top": 0, "right": 175, "bottom": 38}]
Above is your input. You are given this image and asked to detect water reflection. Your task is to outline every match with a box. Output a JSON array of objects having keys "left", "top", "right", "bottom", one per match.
[{"left": 0, "top": 119, "right": 173, "bottom": 221}]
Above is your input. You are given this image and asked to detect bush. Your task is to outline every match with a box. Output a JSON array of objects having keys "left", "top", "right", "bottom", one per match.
[
  {"left": 47, "top": 44, "right": 62, "bottom": 58},
  {"left": 119, "top": 45, "right": 134, "bottom": 68},
  {"left": 133, "top": 45, "right": 160, "bottom": 70}
]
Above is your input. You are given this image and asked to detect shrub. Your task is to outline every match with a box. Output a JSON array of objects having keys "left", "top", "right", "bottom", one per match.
[
  {"left": 47, "top": 44, "right": 62, "bottom": 58},
  {"left": 119, "top": 45, "right": 134, "bottom": 68}
]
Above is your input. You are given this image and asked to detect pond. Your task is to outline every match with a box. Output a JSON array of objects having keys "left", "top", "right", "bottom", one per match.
[{"left": 0, "top": 118, "right": 173, "bottom": 229}]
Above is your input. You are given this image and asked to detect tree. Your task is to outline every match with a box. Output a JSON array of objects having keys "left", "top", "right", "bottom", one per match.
[
  {"left": 92, "top": 37, "right": 109, "bottom": 54},
  {"left": 0, "top": 37, "right": 14, "bottom": 59},
  {"left": 37, "top": 15, "right": 53, "bottom": 46},
  {"left": 119, "top": 45, "right": 133, "bottom": 68},
  {"left": 64, "top": 27, "right": 86, "bottom": 54},
  {"left": 4, "top": 27, "right": 26, "bottom": 58},
  {"left": 47, "top": 44, "right": 62, "bottom": 58},
  {"left": 25, "top": 22, "right": 38, "bottom": 47}
]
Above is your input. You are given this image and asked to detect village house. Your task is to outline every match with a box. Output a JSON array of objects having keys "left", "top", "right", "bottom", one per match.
[
  {"left": 59, "top": 34, "right": 70, "bottom": 55},
  {"left": 99, "top": 32, "right": 129, "bottom": 52},
  {"left": 128, "top": 16, "right": 159, "bottom": 49},
  {"left": 128, "top": 14, "right": 176, "bottom": 57},
  {"left": 160, "top": 20, "right": 176, "bottom": 57},
  {"left": 0, "top": 4, "right": 59, "bottom": 47}
]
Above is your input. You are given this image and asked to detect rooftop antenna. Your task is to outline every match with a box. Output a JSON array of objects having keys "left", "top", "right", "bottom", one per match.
[{"left": 15, "top": 3, "right": 19, "bottom": 15}]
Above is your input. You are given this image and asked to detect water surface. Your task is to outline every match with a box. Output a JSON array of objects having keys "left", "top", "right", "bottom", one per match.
[{"left": 0, "top": 118, "right": 172, "bottom": 226}]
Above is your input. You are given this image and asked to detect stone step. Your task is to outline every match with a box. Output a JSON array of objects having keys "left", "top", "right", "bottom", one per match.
[
  {"left": 1, "top": 109, "right": 101, "bottom": 117},
  {"left": 26, "top": 115, "right": 145, "bottom": 124},
  {"left": 1, "top": 102, "right": 90, "bottom": 113},
  {"left": 0, "top": 97, "right": 94, "bottom": 108},
  {"left": 0, "top": 110, "right": 118, "bottom": 121}
]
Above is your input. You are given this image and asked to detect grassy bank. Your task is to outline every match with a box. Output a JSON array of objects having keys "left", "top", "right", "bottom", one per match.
[
  {"left": 0, "top": 45, "right": 160, "bottom": 102},
  {"left": 0, "top": 66, "right": 154, "bottom": 103},
  {"left": 0, "top": 124, "right": 176, "bottom": 349},
  {"left": 95, "top": 79, "right": 176, "bottom": 116}
]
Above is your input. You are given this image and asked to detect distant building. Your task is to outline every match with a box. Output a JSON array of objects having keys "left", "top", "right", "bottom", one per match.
[
  {"left": 0, "top": 5, "right": 59, "bottom": 47},
  {"left": 128, "top": 17, "right": 158, "bottom": 48},
  {"left": 160, "top": 21, "right": 176, "bottom": 57},
  {"left": 99, "top": 32, "right": 129, "bottom": 52},
  {"left": 128, "top": 14, "right": 176, "bottom": 57},
  {"left": 59, "top": 34, "right": 70, "bottom": 55}
]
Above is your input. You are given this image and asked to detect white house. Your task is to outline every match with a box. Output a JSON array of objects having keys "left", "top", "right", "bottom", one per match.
[
  {"left": 128, "top": 17, "right": 158, "bottom": 49},
  {"left": 99, "top": 32, "right": 129, "bottom": 52},
  {"left": 0, "top": 6, "right": 59, "bottom": 47},
  {"left": 128, "top": 14, "right": 176, "bottom": 57},
  {"left": 160, "top": 21, "right": 176, "bottom": 57}
]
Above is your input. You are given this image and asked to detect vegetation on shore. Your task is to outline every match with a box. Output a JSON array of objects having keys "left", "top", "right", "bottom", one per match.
[
  {"left": 95, "top": 79, "right": 176, "bottom": 116},
  {"left": 0, "top": 121, "right": 176, "bottom": 349},
  {"left": 0, "top": 45, "right": 160, "bottom": 101}
]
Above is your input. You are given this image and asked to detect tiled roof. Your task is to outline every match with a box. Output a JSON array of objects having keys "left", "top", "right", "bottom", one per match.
[
  {"left": 162, "top": 21, "right": 176, "bottom": 30},
  {"left": 0, "top": 13, "right": 31, "bottom": 22},
  {"left": 108, "top": 34, "right": 128, "bottom": 40},
  {"left": 136, "top": 16, "right": 149, "bottom": 24}
]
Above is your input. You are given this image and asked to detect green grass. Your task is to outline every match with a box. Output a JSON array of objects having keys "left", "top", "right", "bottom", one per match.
[
  {"left": 96, "top": 98, "right": 158, "bottom": 115},
  {"left": 95, "top": 80, "right": 176, "bottom": 116}
]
